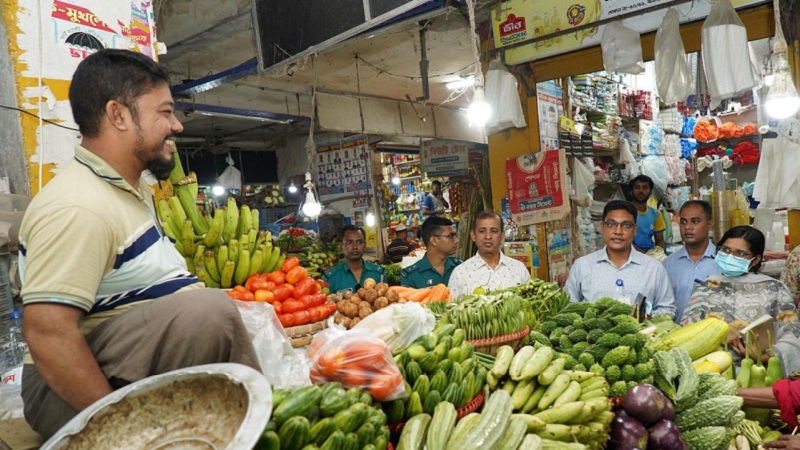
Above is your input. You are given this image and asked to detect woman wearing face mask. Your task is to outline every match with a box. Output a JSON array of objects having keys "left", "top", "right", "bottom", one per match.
[{"left": 681, "top": 226, "right": 800, "bottom": 372}]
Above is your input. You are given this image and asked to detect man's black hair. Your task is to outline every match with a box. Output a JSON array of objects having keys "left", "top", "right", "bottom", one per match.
[
  {"left": 629, "top": 174, "right": 654, "bottom": 191},
  {"left": 339, "top": 225, "right": 365, "bottom": 241},
  {"left": 69, "top": 49, "right": 170, "bottom": 138},
  {"left": 472, "top": 210, "right": 504, "bottom": 232},
  {"left": 421, "top": 216, "right": 454, "bottom": 246},
  {"left": 680, "top": 200, "right": 713, "bottom": 221},
  {"left": 602, "top": 200, "right": 637, "bottom": 222}
]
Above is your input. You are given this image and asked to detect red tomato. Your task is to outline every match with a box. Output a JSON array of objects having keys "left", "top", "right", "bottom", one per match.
[
  {"left": 297, "top": 295, "right": 314, "bottom": 310},
  {"left": 310, "top": 293, "right": 327, "bottom": 307},
  {"left": 281, "top": 257, "right": 300, "bottom": 273},
  {"left": 318, "top": 304, "right": 334, "bottom": 320},
  {"left": 317, "top": 348, "right": 346, "bottom": 377},
  {"left": 273, "top": 301, "right": 283, "bottom": 314},
  {"left": 324, "top": 301, "right": 337, "bottom": 315},
  {"left": 254, "top": 289, "right": 275, "bottom": 303},
  {"left": 239, "top": 291, "right": 255, "bottom": 302},
  {"left": 285, "top": 266, "right": 308, "bottom": 284},
  {"left": 309, "top": 281, "right": 320, "bottom": 294},
  {"left": 282, "top": 299, "right": 305, "bottom": 314},
  {"left": 369, "top": 368, "right": 403, "bottom": 401},
  {"left": 267, "top": 270, "right": 286, "bottom": 285},
  {"left": 264, "top": 281, "right": 276, "bottom": 290},
  {"left": 309, "top": 305, "right": 323, "bottom": 323},
  {"left": 225, "top": 290, "right": 240, "bottom": 300},
  {"left": 231, "top": 285, "right": 247, "bottom": 294},
  {"left": 245, "top": 274, "right": 263, "bottom": 292},
  {"left": 278, "top": 313, "right": 294, "bottom": 328},
  {"left": 271, "top": 285, "right": 293, "bottom": 302},
  {"left": 251, "top": 277, "right": 273, "bottom": 292},
  {"left": 292, "top": 310, "right": 311, "bottom": 326},
  {"left": 292, "top": 278, "right": 317, "bottom": 299}
]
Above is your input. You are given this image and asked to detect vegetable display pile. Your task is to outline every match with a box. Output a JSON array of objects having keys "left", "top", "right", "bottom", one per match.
[
  {"left": 608, "top": 383, "right": 680, "bottom": 450},
  {"left": 533, "top": 298, "right": 656, "bottom": 394},
  {"left": 384, "top": 324, "right": 486, "bottom": 424},
  {"left": 262, "top": 187, "right": 287, "bottom": 206},
  {"left": 494, "top": 279, "right": 571, "bottom": 333},
  {"left": 427, "top": 292, "right": 526, "bottom": 340},
  {"left": 224, "top": 257, "right": 336, "bottom": 328},
  {"left": 388, "top": 285, "right": 452, "bottom": 304},
  {"left": 275, "top": 228, "right": 316, "bottom": 252},
  {"left": 295, "top": 241, "right": 341, "bottom": 278},
  {"left": 255, "top": 383, "right": 390, "bottom": 450},
  {"left": 648, "top": 317, "right": 729, "bottom": 361},
  {"left": 330, "top": 279, "right": 404, "bottom": 329},
  {"left": 384, "top": 264, "right": 401, "bottom": 286},
  {"left": 484, "top": 344, "right": 613, "bottom": 450}
]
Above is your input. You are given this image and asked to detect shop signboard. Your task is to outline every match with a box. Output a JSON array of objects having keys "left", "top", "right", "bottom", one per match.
[
  {"left": 492, "top": 0, "right": 767, "bottom": 65},
  {"left": 420, "top": 140, "right": 471, "bottom": 177},
  {"left": 506, "top": 149, "right": 570, "bottom": 226}
]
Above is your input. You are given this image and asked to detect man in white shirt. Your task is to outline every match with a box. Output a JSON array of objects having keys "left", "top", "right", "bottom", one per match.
[
  {"left": 565, "top": 200, "right": 676, "bottom": 319},
  {"left": 448, "top": 211, "right": 531, "bottom": 298}
]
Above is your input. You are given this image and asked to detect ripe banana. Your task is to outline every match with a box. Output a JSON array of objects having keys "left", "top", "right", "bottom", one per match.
[
  {"left": 251, "top": 208, "right": 260, "bottom": 234},
  {"left": 220, "top": 259, "right": 235, "bottom": 289},
  {"left": 204, "top": 251, "right": 221, "bottom": 283},
  {"left": 228, "top": 239, "right": 240, "bottom": 274},
  {"left": 216, "top": 245, "right": 229, "bottom": 275},
  {"left": 247, "top": 228, "right": 257, "bottom": 255},
  {"left": 203, "top": 209, "right": 224, "bottom": 247},
  {"left": 239, "top": 233, "right": 249, "bottom": 257},
  {"left": 254, "top": 230, "right": 267, "bottom": 251},
  {"left": 235, "top": 249, "right": 250, "bottom": 286},
  {"left": 249, "top": 248, "right": 264, "bottom": 278},
  {"left": 182, "top": 219, "right": 195, "bottom": 257},
  {"left": 223, "top": 197, "right": 238, "bottom": 243},
  {"left": 193, "top": 244, "right": 206, "bottom": 274}
]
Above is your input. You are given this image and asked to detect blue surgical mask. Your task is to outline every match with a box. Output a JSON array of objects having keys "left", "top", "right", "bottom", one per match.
[{"left": 715, "top": 252, "right": 752, "bottom": 277}]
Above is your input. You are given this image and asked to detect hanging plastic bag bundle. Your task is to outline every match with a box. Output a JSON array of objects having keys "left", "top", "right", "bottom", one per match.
[
  {"left": 484, "top": 58, "right": 526, "bottom": 134},
  {"left": 307, "top": 325, "right": 408, "bottom": 401},
  {"left": 601, "top": 21, "right": 644, "bottom": 74},
  {"left": 700, "top": 0, "right": 756, "bottom": 108},
  {"left": 654, "top": 9, "right": 693, "bottom": 104},
  {"left": 217, "top": 153, "right": 242, "bottom": 192},
  {"left": 570, "top": 157, "right": 595, "bottom": 207},
  {"left": 352, "top": 302, "right": 435, "bottom": 354}
]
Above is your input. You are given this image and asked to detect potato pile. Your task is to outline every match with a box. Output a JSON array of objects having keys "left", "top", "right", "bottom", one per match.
[{"left": 330, "top": 278, "right": 405, "bottom": 329}]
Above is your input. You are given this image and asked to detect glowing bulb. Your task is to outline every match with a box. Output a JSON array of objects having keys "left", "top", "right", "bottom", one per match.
[
  {"left": 212, "top": 185, "right": 225, "bottom": 196},
  {"left": 467, "top": 87, "right": 491, "bottom": 127},
  {"left": 765, "top": 54, "right": 800, "bottom": 120},
  {"left": 764, "top": 74, "right": 775, "bottom": 87},
  {"left": 392, "top": 176, "right": 401, "bottom": 185},
  {"left": 288, "top": 183, "right": 298, "bottom": 193},
  {"left": 301, "top": 191, "right": 322, "bottom": 218},
  {"left": 365, "top": 212, "right": 376, "bottom": 227}
]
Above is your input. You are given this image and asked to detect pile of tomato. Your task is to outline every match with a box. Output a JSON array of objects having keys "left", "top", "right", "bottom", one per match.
[{"left": 225, "top": 256, "right": 336, "bottom": 328}]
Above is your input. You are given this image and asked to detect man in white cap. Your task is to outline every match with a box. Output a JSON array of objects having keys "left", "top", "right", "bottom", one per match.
[{"left": 385, "top": 224, "right": 414, "bottom": 263}]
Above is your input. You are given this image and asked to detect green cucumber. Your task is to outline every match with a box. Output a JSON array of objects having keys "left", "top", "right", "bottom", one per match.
[
  {"left": 397, "top": 413, "right": 431, "bottom": 450},
  {"left": 278, "top": 416, "right": 311, "bottom": 450}
]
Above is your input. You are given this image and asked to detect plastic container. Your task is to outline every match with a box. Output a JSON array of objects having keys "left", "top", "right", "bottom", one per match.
[
  {"left": 0, "top": 311, "right": 26, "bottom": 373},
  {"left": 0, "top": 194, "right": 32, "bottom": 246}
]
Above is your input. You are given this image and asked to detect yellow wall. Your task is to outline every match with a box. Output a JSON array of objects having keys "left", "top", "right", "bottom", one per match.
[{"left": 487, "top": 4, "right": 776, "bottom": 208}]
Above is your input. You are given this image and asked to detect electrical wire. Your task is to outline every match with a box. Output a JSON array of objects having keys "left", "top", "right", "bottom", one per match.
[
  {"left": 0, "top": 104, "right": 80, "bottom": 131},
  {"left": 354, "top": 54, "right": 475, "bottom": 82}
]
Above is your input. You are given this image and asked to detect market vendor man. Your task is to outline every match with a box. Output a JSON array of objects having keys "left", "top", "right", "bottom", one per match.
[
  {"left": 629, "top": 175, "right": 666, "bottom": 252},
  {"left": 422, "top": 180, "right": 449, "bottom": 216},
  {"left": 565, "top": 200, "right": 676, "bottom": 319},
  {"left": 18, "top": 49, "right": 261, "bottom": 439},
  {"left": 401, "top": 216, "right": 462, "bottom": 288},
  {"left": 448, "top": 211, "right": 530, "bottom": 297},
  {"left": 385, "top": 224, "right": 415, "bottom": 263},
  {"left": 323, "top": 225, "right": 385, "bottom": 294}
]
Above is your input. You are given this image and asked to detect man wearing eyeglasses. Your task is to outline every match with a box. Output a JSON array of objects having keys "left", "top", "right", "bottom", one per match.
[
  {"left": 323, "top": 225, "right": 385, "bottom": 294},
  {"left": 401, "top": 217, "right": 462, "bottom": 288},
  {"left": 447, "top": 211, "right": 531, "bottom": 298},
  {"left": 565, "top": 200, "right": 676, "bottom": 319},
  {"left": 663, "top": 200, "right": 719, "bottom": 322}
]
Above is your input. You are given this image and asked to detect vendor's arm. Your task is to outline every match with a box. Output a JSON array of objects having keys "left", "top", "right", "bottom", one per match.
[
  {"left": 764, "top": 435, "right": 800, "bottom": 449},
  {"left": 738, "top": 386, "right": 779, "bottom": 409},
  {"left": 653, "top": 213, "right": 667, "bottom": 250},
  {"left": 24, "top": 303, "right": 112, "bottom": 410}
]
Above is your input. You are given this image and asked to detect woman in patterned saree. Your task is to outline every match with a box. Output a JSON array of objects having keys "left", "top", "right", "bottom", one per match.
[{"left": 682, "top": 226, "right": 800, "bottom": 373}]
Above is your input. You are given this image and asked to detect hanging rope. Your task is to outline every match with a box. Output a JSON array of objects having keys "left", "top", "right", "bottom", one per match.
[
  {"left": 464, "top": 0, "right": 484, "bottom": 89},
  {"left": 305, "top": 55, "right": 318, "bottom": 175}
]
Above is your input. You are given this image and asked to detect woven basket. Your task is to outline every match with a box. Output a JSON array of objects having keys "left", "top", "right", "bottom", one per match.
[
  {"left": 284, "top": 319, "right": 328, "bottom": 348},
  {"left": 387, "top": 390, "right": 485, "bottom": 435},
  {"left": 466, "top": 326, "right": 530, "bottom": 356}
]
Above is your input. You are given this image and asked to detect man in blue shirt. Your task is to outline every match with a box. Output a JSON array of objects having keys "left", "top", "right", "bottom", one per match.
[
  {"left": 630, "top": 175, "right": 666, "bottom": 252},
  {"left": 423, "top": 180, "right": 449, "bottom": 216},
  {"left": 663, "top": 200, "right": 719, "bottom": 322}
]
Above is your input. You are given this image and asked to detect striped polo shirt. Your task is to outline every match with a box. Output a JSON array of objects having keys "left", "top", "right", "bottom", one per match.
[{"left": 18, "top": 145, "right": 201, "bottom": 335}]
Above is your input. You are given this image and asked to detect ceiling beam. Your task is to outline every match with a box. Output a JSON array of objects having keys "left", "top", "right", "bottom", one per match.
[
  {"left": 175, "top": 101, "right": 309, "bottom": 124},
  {"left": 162, "top": 9, "right": 253, "bottom": 61},
  {"left": 171, "top": 58, "right": 259, "bottom": 96}
]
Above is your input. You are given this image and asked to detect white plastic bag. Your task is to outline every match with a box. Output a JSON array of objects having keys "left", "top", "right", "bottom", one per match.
[
  {"left": 601, "top": 21, "right": 644, "bottom": 74},
  {"left": 217, "top": 153, "right": 242, "bottom": 192},
  {"left": 655, "top": 9, "right": 693, "bottom": 104},
  {"left": 701, "top": 0, "right": 755, "bottom": 108},
  {"left": 640, "top": 156, "right": 669, "bottom": 202},
  {"left": 234, "top": 300, "right": 310, "bottom": 389},
  {"left": 352, "top": 302, "right": 435, "bottom": 354},
  {"left": 618, "top": 138, "right": 640, "bottom": 182},
  {"left": 484, "top": 58, "right": 526, "bottom": 134},
  {"left": 570, "top": 158, "right": 595, "bottom": 207}
]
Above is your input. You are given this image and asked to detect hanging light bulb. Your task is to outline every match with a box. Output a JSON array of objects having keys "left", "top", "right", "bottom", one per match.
[
  {"left": 392, "top": 176, "right": 401, "bottom": 185},
  {"left": 467, "top": 86, "right": 491, "bottom": 127},
  {"left": 300, "top": 172, "right": 322, "bottom": 219},
  {"left": 365, "top": 211, "right": 376, "bottom": 227},
  {"left": 765, "top": 53, "right": 800, "bottom": 120},
  {"left": 288, "top": 183, "right": 298, "bottom": 194},
  {"left": 211, "top": 185, "right": 225, "bottom": 197}
]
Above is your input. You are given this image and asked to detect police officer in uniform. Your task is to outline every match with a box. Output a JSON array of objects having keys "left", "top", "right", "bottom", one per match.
[
  {"left": 401, "top": 216, "right": 462, "bottom": 288},
  {"left": 323, "top": 225, "right": 385, "bottom": 293}
]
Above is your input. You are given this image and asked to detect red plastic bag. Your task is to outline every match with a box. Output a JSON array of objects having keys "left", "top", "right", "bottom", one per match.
[{"left": 307, "top": 326, "right": 407, "bottom": 402}]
